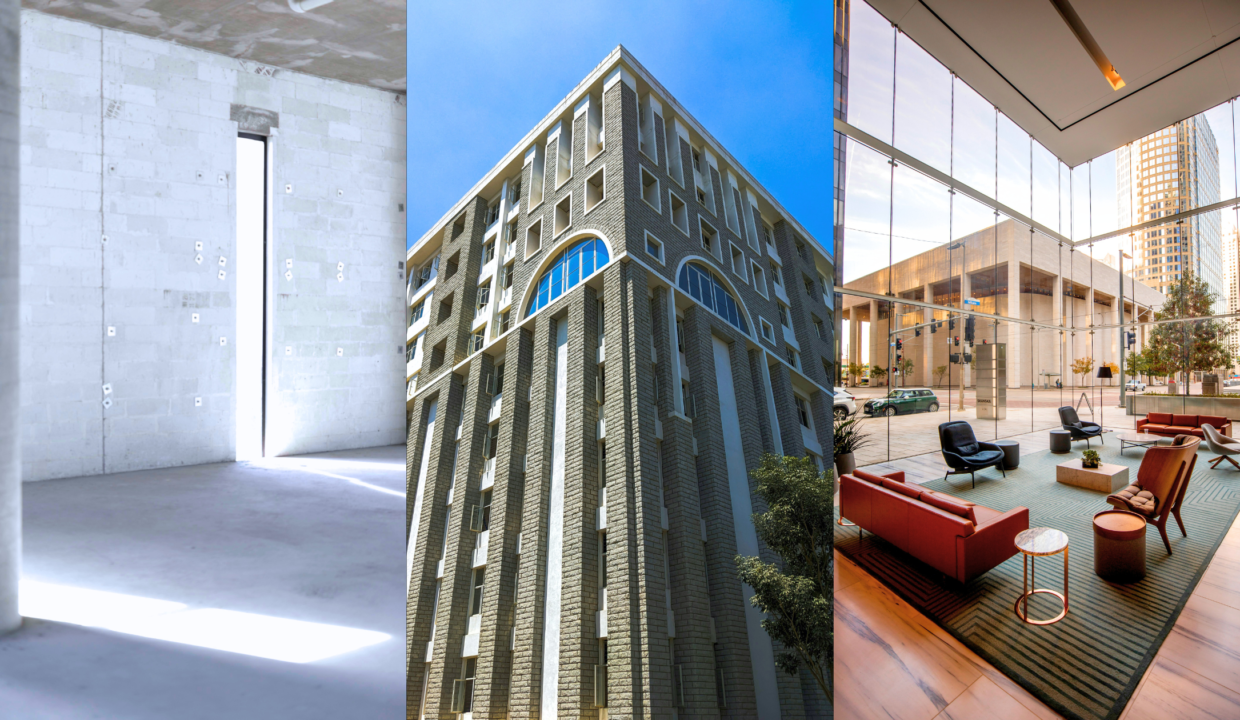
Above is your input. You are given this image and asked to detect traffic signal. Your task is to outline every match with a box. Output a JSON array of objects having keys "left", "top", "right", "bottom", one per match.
[
  {"left": 1127, "top": 331, "right": 1136, "bottom": 348},
  {"left": 950, "top": 353, "right": 961, "bottom": 364},
  {"left": 954, "top": 335, "right": 960, "bottom": 346},
  {"left": 949, "top": 318, "right": 956, "bottom": 330},
  {"left": 896, "top": 338, "right": 903, "bottom": 351},
  {"left": 963, "top": 352, "right": 973, "bottom": 364},
  {"left": 930, "top": 322, "right": 937, "bottom": 334},
  {"left": 914, "top": 327, "right": 921, "bottom": 337},
  {"left": 964, "top": 316, "right": 975, "bottom": 342}
]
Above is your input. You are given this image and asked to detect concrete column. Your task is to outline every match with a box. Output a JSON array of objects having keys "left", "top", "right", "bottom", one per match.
[
  {"left": 1006, "top": 257, "right": 1022, "bottom": 389},
  {"left": 868, "top": 299, "right": 879, "bottom": 383},
  {"left": 0, "top": 0, "right": 20, "bottom": 635},
  {"left": 922, "top": 283, "right": 934, "bottom": 387},
  {"left": 848, "top": 307, "right": 862, "bottom": 383}
]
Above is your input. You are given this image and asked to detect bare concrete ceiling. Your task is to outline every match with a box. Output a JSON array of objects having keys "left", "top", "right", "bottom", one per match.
[
  {"left": 23, "top": 0, "right": 406, "bottom": 92},
  {"left": 866, "top": 0, "right": 1240, "bottom": 166}
]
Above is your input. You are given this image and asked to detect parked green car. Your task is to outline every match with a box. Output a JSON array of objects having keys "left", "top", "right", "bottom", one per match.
[{"left": 862, "top": 388, "right": 940, "bottom": 417}]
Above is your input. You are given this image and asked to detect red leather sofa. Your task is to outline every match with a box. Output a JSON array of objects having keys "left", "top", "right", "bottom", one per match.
[
  {"left": 839, "top": 469, "right": 1029, "bottom": 583},
  {"left": 1136, "top": 412, "right": 1231, "bottom": 439}
]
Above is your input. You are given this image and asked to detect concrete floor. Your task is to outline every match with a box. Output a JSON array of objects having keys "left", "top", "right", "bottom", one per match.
[{"left": 0, "top": 445, "right": 405, "bottom": 719}]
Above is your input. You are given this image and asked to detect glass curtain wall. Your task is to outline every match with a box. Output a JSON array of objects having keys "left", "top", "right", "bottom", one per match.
[{"left": 839, "top": 0, "right": 1240, "bottom": 467}]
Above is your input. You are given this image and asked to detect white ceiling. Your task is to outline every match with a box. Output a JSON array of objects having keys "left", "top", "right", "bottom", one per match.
[{"left": 865, "top": 0, "right": 1240, "bottom": 166}]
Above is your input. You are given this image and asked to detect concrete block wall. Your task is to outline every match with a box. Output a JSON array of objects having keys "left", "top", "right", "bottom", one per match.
[{"left": 18, "top": 10, "right": 406, "bottom": 480}]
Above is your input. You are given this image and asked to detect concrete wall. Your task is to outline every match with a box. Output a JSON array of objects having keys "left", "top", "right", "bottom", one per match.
[
  {"left": 18, "top": 10, "right": 407, "bottom": 481},
  {"left": 1, "top": 0, "right": 22, "bottom": 633}
]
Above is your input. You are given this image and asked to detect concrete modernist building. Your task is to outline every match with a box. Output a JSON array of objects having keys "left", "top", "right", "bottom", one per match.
[
  {"left": 407, "top": 47, "right": 835, "bottom": 719},
  {"left": 841, "top": 220, "right": 1164, "bottom": 388},
  {"left": 1117, "top": 115, "right": 1222, "bottom": 303}
]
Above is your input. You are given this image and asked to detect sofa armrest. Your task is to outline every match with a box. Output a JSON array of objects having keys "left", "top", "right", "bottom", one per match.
[
  {"left": 977, "top": 441, "right": 1001, "bottom": 454},
  {"left": 941, "top": 449, "right": 969, "bottom": 469},
  {"left": 958, "top": 506, "right": 1030, "bottom": 583},
  {"left": 1136, "top": 418, "right": 1148, "bottom": 431},
  {"left": 881, "top": 470, "right": 905, "bottom": 483}
]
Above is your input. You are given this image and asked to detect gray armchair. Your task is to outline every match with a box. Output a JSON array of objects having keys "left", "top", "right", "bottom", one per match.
[
  {"left": 938, "top": 421, "right": 1006, "bottom": 488},
  {"left": 1059, "top": 406, "right": 1103, "bottom": 447},
  {"left": 1202, "top": 423, "right": 1240, "bottom": 470}
]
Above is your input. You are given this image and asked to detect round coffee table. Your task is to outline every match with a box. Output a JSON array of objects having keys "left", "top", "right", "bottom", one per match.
[
  {"left": 1116, "top": 432, "right": 1170, "bottom": 456},
  {"left": 1014, "top": 527, "right": 1069, "bottom": 625},
  {"left": 1094, "top": 510, "right": 1147, "bottom": 582},
  {"left": 993, "top": 440, "right": 1020, "bottom": 469}
]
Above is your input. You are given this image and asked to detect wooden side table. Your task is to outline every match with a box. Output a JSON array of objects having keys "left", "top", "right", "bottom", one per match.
[{"left": 1014, "top": 527, "right": 1069, "bottom": 625}]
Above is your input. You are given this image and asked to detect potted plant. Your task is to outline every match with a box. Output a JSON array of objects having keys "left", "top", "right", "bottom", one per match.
[
  {"left": 833, "top": 416, "right": 870, "bottom": 476},
  {"left": 1081, "top": 449, "right": 1101, "bottom": 469}
]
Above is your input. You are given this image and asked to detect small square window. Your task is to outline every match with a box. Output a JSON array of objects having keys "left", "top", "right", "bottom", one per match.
[
  {"left": 670, "top": 192, "right": 689, "bottom": 235},
  {"left": 730, "top": 244, "right": 746, "bottom": 282},
  {"left": 759, "top": 318, "right": 775, "bottom": 344},
  {"left": 641, "top": 166, "right": 661, "bottom": 213},
  {"left": 645, "top": 232, "right": 664, "bottom": 264},
  {"left": 750, "top": 261, "right": 767, "bottom": 298},
  {"left": 586, "top": 168, "right": 605, "bottom": 213}
]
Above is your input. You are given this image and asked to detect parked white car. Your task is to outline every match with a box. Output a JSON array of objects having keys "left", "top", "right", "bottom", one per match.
[
  {"left": 834, "top": 387, "right": 857, "bottom": 421},
  {"left": 1125, "top": 380, "right": 1146, "bottom": 392}
]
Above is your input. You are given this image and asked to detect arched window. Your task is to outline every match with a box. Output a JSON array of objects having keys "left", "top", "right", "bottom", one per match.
[
  {"left": 526, "top": 237, "right": 610, "bottom": 317},
  {"left": 678, "top": 262, "right": 749, "bottom": 335}
]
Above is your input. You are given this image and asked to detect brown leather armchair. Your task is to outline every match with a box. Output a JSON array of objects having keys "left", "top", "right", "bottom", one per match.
[{"left": 1106, "top": 435, "right": 1199, "bottom": 554}]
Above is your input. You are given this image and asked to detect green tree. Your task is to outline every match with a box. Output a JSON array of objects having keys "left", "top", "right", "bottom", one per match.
[
  {"left": 870, "top": 365, "right": 888, "bottom": 386},
  {"left": 735, "top": 454, "right": 833, "bottom": 704},
  {"left": 1144, "top": 271, "right": 1232, "bottom": 393},
  {"left": 933, "top": 365, "right": 948, "bottom": 386},
  {"left": 1071, "top": 356, "right": 1094, "bottom": 386},
  {"left": 846, "top": 361, "right": 867, "bottom": 383}
]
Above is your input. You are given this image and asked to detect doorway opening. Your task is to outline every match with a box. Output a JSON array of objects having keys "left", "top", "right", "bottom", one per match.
[{"left": 236, "top": 133, "right": 269, "bottom": 460}]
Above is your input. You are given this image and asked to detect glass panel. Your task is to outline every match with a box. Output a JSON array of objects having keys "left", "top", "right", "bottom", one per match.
[
  {"left": 951, "top": 77, "right": 995, "bottom": 196},
  {"left": 996, "top": 112, "right": 1030, "bottom": 219},
  {"left": 848, "top": 1, "right": 894, "bottom": 145},
  {"left": 893, "top": 33, "right": 951, "bottom": 175}
]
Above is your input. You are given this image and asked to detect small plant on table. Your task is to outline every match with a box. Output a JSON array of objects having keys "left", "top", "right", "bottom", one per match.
[{"left": 1081, "top": 449, "right": 1101, "bottom": 469}]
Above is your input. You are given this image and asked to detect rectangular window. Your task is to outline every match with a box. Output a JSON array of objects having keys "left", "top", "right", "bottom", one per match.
[
  {"left": 769, "top": 260, "right": 783, "bottom": 287},
  {"left": 676, "top": 318, "right": 685, "bottom": 354},
  {"left": 410, "top": 300, "right": 424, "bottom": 326},
  {"left": 452, "top": 658, "right": 478, "bottom": 713},
  {"left": 471, "top": 331, "right": 485, "bottom": 353},
  {"left": 482, "top": 238, "right": 495, "bottom": 264},
  {"left": 597, "top": 299, "right": 605, "bottom": 344},
  {"left": 479, "top": 488, "right": 493, "bottom": 530},
  {"left": 681, "top": 383, "right": 694, "bottom": 418},
  {"left": 469, "top": 568, "right": 486, "bottom": 616},
  {"left": 692, "top": 148, "right": 701, "bottom": 172},
  {"left": 700, "top": 219, "right": 717, "bottom": 257},
  {"left": 645, "top": 232, "right": 664, "bottom": 264},
  {"left": 730, "top": 244, "right": 746, "bottom": 282},
  {"left": 750, "top": 261, "right": 767, "bottom": 297},
  {"left": 760, "top": 318, "right": 775, "bottom": 343},
  {"left": 554, "top": 196, "right": 571, "bottom": 236},
  {"left": 786, "top": 348, "right": 800, "bottom": 370},
  {"left": 795, "top": 239, "right": 809, "bottom": 262},
  {"left": 491, "top": 364, "right": 505, "bottom": 396},
  {"left": 496, "top": 311, "right": 511, "bottom": 335},
  {"left": 484, "top": 202, "right": 500, "bottom": 227},
  {"left": 509, "top": 175, "right": 522, "bottom": 205},
  {"left": 762, "top": 221, "right": 774, "bottom": 247},
  {"left": 406, "top": 341, "right": 417, "bottom": 363},
  {"left": 585, "top": 168, "right": 605, "bottom": 213},
  {"left": 641, "top": 166, "right": 661, "bottom": 213},
  {"left": 812, "top": 315, "right": 824, "bottom": 338},
  {"left": 670, "top": 192, "right": 689, "bottom": 235},
  {"left": 500, "top": 262, "right": 514, "bottom": 291},
  {"left": 475, "top": 283, "right": 491, "bottom": 316},
  {"left": 794, "top": 396, "right": 810, "bottom": 427},
  {"left": 803, "top": 274, "right": 814, "bottom": 297},
  {"left": 777, "top": 302, "right": 790, "bottom": 328},
  {"left": 483, "top": 423, "right": 499, "bottom": 459}
]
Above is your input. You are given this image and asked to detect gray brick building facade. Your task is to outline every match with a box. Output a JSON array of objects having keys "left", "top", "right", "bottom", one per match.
[{"left": 408, "top": 47, "right": 835, "bottom": 720}]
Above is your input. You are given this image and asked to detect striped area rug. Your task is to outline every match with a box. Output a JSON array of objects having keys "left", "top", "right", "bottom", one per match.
[{"left": 835, "top": 439, "right": 1240, "bottom": 720}]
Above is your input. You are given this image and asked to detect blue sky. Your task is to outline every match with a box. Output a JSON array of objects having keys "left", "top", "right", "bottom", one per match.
[{"left": 407, "top": 0, "right": 835, "bottom": 251}]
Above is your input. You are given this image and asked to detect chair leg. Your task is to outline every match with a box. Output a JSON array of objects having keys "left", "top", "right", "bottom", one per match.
[
  {"left": 1173, "top": 508, "right": 1186, "bottom": 537},
  {"left": 1211, "top": 456, "right": 1227, "bottom": 469},
  {"left": 1157, "top": 521, "right": 1173, "bottom": 554},
  {"left": 971, "top": 472, "right": 975, "bottom": 489},
  {"left": 1227, "top": 455, "right": 1240, "bottom": 470}
]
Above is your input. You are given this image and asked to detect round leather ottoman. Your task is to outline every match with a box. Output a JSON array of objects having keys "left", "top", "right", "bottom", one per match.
[
  {"left": 1093, "top": 509, "right": 1147, "bottom": 583},
  {"left": 994, "top": 440, "right": 1020, "bottom": 469},
  {"left": 1049, "top": 429, "right": 1072, "bottom": 454}
]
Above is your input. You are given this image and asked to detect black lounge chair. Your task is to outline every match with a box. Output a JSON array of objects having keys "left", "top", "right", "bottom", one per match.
[
  {"left": 1059, "top": 406, "right": 1103, "bottom": 448},
  {"left": 938, "top": 421, "right": 1006, "bottom": 488}
]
